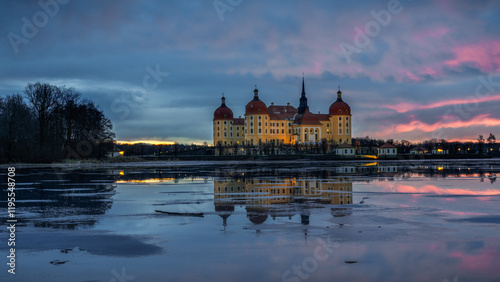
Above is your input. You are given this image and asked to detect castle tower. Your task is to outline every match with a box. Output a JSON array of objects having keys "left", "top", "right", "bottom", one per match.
[
  {"left": 328, "top": 87, "right": 352, "bottom": 144},
  {"left": 244, "top": 86, "right": 269, "bottom": 147}
]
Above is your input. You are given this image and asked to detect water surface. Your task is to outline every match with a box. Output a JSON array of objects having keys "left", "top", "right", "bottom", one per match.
[{"left": 1, "top": 160, "right": 499, "bottom": 281}]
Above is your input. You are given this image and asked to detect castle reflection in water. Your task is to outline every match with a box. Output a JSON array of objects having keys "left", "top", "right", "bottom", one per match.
[{"left": 214, "top": 176, "right": 354, "bottom": 225}]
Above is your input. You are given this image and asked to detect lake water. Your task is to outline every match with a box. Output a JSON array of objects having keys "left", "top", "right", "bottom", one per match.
[{"left": 1, "top": 160, "right": 500, "bottom": 281}]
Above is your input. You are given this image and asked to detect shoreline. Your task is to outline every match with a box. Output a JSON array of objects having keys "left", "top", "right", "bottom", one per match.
[{"left": 1, "top": 155, "right": 499, "bottom": 169}]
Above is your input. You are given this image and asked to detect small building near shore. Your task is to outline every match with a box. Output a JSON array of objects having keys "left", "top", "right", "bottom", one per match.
[
  {"left": 432, "top": 145, "right": 448, "bottom": 155},
  {"left": 336, "top": 143, "right": 355, "bottom": 158},
  {"left": 378, "top": 143, "right": 397, "bottom": 158},
  {"left": 106, "top": 146, "right": 124, "bottom": 158},
  {"left": 410, "top": 146, "right": 428, "bottom": 155}
]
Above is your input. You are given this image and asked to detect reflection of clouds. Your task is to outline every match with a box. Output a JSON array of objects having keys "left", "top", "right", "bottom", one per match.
[{"left": 373, "top": 182, "right": 500, "bottom": 196}]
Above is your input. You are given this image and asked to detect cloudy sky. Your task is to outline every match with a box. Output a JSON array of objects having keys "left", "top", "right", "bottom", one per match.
[{"left": 1, "top": 0, "right": 500, "bottom": 144}]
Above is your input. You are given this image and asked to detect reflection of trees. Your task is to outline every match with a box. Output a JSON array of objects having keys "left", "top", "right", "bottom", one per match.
[{"left": 16, "top": 169, "right": 116, "bottom": 230}]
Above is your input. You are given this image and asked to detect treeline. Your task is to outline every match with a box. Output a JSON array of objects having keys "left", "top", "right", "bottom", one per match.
[
  {"left": 353, "top": 135, "right": 498, "bottom": 155},
  {"left": 0, "top": 82, "right": 115, "bottom": 162}
]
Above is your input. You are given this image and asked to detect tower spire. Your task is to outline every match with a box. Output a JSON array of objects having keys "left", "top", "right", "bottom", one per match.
[
  {"left": 337, "top": 86, "right": 342, "bottom": 101},
  {"left": 253, "top": 85, "right": 259, "bottom": 99},
  {"left": 221, "top": 92, "right": 226, "bottom": 106},
  {"left": 298, "top": 74, "right": 309, "bottom": 114},
  {"left": 301, "top": 74, "right": 305, "bottom": 96}
]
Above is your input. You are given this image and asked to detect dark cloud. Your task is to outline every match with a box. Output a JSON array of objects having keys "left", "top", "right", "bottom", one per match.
[{"left": 1, "top": 0, "right": 500, "bottom": 143}]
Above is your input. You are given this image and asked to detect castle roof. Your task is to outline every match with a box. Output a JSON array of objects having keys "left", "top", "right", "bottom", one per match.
[
  {"left": 267, "top": 105, "right": 297, "bottom": 120},
  {"left": 293, "top": 109, "right": 322, "bottom": 125}
]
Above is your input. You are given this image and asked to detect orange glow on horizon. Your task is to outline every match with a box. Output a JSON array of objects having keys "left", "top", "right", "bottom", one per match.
[{"left": 117, "top": 140, "right": 177, "bottom": 145}]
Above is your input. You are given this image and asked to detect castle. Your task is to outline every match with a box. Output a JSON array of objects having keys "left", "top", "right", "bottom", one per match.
[{"left": 213, "top": 78, "right": 352, "bottom": 155}]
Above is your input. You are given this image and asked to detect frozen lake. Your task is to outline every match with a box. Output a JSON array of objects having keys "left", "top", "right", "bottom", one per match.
[{"left": 1, "top": 160, "right": 500, "bottom": 281}]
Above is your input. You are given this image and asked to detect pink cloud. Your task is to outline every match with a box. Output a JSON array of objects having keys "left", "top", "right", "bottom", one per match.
[
  {"left": 385, "top": 95, "right": 500, "bottom": 113},
  {"left": 445, "top": 41, "right": 500, "bottom": 72}
]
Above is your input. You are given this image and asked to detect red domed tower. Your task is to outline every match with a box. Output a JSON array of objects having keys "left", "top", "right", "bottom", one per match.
[
  {"left": 328, "top": 87, "right": 352, "bottom": 144},
  {"left": 213, "top": 94, "right": 233, "bottom": 120},
  {"left": 213, "top": 94, "right": 234, "bottom": 147},
  {"left": 244, "top": 86, "right": 269, "bottom": 146}
]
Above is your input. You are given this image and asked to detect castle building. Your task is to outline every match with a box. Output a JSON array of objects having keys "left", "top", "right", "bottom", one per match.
[{"left": 213, "top": 78, "right": 352, "bottom": 154}]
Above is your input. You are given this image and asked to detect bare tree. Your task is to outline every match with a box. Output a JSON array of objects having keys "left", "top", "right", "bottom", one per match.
[{"left": 24, "top": 82, "right": 62, "bottom": 160}]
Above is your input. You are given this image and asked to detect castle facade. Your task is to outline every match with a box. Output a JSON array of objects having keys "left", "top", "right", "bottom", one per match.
[{"left": 213, "top": 78, "right": 352, "bottom": 154}]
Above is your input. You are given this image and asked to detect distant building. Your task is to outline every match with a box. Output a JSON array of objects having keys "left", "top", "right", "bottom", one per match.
[
  {"left": 378, "top": 143, "right": 397, "bottom": 158},
  {"left": 213, "top": 77, "right": 352, "bottom": 155},
  {"left": 336, "top": 143, "right": 355, "bottom": 157},
  {"left": 410, "top": 146, "right": 428, "bottom": 155},
  {"left": 106, "top": 146, "right": 124, "bottom": 158},
  {"left": 432, "top": 145, "right": 448, "bottom": 155}
]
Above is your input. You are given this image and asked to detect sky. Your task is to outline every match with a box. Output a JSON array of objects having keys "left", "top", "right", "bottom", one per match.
[{"left": 1, "top": 0, "right": 500, "bottom": 144}]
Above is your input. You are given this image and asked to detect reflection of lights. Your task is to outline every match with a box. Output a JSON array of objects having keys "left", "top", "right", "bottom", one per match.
[
  {"left": 119, "top": 171, "right": 124, "bottom": 176},
  {"left": 119, "top": 151, "right": 124, "bottom": 155},
  {"left": 438, "top": 167, "right": 444, "bottom": 170}
]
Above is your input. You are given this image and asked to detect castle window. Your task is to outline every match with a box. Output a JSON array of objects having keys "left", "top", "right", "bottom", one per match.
[
  {"left": 251, "top": 116, "right": 253, "bottom": 120},
  {"left": 251, "top": 129, "right": 254, "bottom": 134},
  {"left": 338, "top": 110, "right": 341, "bottom": 114},
  {"left": 339, "top": 117, "right": 342, "bottom": 121},
  {"left": 346, "top": 129, "right": 349, "bottom": 134},
  {"left": 288, "top": 129, "right": 291, "bottom": 134},
  {"left": 339, "top": 129, "right": 342, "bottom": 134},
  {"left": 224, "top": 133, "right": 227, "bottom": 137},
  {"left": 224, "top": 114, "right": 227, "bottom": 118},
  {"left": 259, "top": 129, "right": 262, "bottom": 133},
  {"left": 346, "top": 117, "right": 349, "bottom": 121},
  {"left": 217, "top": 121, "right": 220, "bottom": 124},
  {"left": 259, "top": 122, "right": 261, "bottom": 126},
  {"left": 217, "top": 133, "right": 220, "bottom": 137},
  {"left": 224, "top": 121, "right": 226, "bottom": 124},
  {"left": 282, "top": 123, "right": 284, "bottom": 127},
  {"left": 282, "top": 129, "right": 284, "bottom": 134},
  {"left": 258, "top": 109, "right": 261, "bottom": 113},
  {"left": 251, "top": 122, "right": 253, "bottom": 126},
  {"left": 346, "top": 123, "right": 349, "bottom": 128},
  {"left": 327, "top": 123, "right": 329, "bottom": 127},
  {"left": 259, "top": 116, "right": 261, "bottom": 120},
  {"left": 237, "top": 133, "right": 239, "bottom": 137}
]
